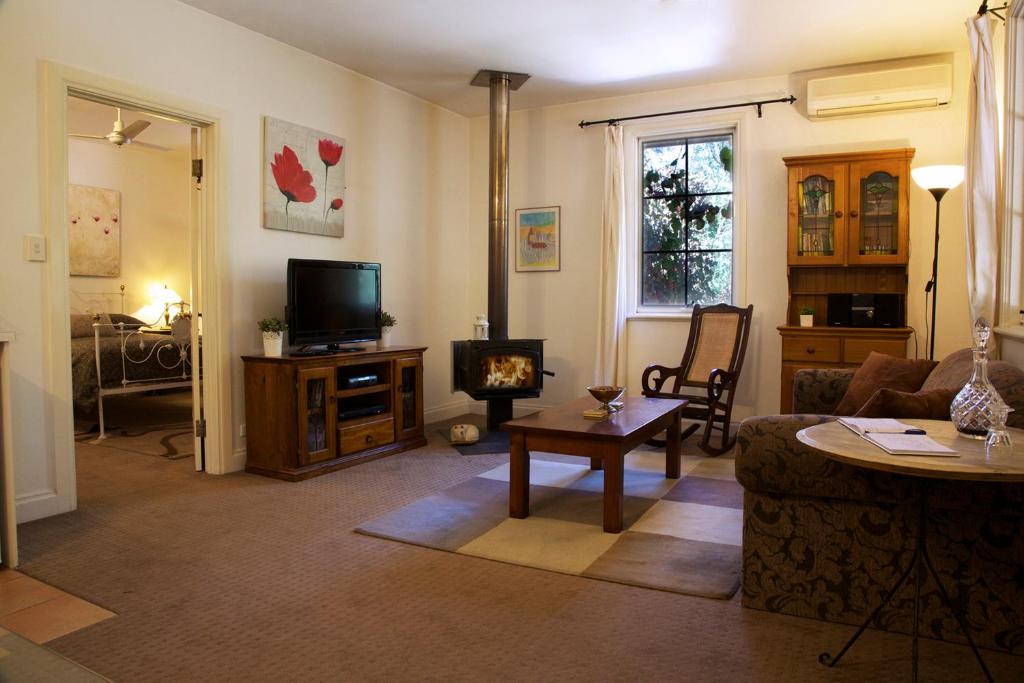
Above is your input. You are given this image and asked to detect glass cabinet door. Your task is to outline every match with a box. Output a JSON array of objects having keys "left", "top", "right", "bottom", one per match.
[
  {"left": 394, "top": 356, "right": 423, "bottom": 441},
  {"left": 789, "top": 164, "right": 847, "bottom": 265},
  {"left": 297, "top": 367, "right": 336, "bottom": 465},
  {"left": 847, "top": 159, "right": 908, "bottom": 264}
]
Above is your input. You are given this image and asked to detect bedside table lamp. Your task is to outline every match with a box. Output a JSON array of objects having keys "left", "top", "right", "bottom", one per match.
[
  {"left": 134, "top": 284, "right": 188, "bottom": 328},
  {"left": 911, "top": 164, "right": 964, "bottom": 360}
]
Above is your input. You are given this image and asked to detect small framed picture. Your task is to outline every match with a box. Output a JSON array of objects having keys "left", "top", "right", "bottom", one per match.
[{"left": 515, "top": 206, "right": 560, "bottom": 272}]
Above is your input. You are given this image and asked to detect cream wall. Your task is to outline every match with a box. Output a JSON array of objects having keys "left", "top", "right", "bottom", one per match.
[
  {"left": 468, "top": 54, "right": 973, "bottom": 420},
  {"left": 67, "top": 138, "right": 192, "bottom": 315},
  {"left": 0, "top": 0, "right": 470, "bottom": 521}
]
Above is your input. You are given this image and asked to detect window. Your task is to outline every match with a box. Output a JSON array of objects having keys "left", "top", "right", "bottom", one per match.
[{"left": 640, "top": 133, "right": 734, "bottom": 308}]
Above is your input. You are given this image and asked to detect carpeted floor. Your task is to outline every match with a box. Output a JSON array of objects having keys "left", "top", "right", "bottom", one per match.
[{"left": 16, "top": 416, "right": 1023, "bottom": 682}]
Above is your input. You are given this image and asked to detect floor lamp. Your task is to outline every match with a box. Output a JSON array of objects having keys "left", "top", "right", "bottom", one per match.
[{"left": 910, "top": 165, "right": 964, "bottom": 361}]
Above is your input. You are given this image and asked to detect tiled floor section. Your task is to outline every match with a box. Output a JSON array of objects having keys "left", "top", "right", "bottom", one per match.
[{"left": 0, "top": 569, "right": 114, "bottom": 644}]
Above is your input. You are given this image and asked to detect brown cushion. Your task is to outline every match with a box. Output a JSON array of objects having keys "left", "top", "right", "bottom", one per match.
[
  {"left": 70, "top": 313, "right": 114, "bottom": 338},
  {"left": 833, "top": 352, "right": 937, "bottom": 416},
  {"left": 921, "top": 348, "right": 1024, "bottom": 429},
  {"left": 854, "top": 387, "right": 957, "bottom": 420}
]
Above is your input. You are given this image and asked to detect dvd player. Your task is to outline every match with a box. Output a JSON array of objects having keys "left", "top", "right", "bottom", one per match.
[{"left": 338, "top": 405, "right": 386, "bottom": 421}]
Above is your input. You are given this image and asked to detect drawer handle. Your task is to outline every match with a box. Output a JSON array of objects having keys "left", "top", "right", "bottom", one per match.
[
  {"left": 365, "top": 434, "right": 374, "bottom": 444},
  {"left": 849, "top": 209, "right": 858, "bottom": 218},
  {"left": 834, "top": 210, "right": 843, "bottom": 218},
  {"left": 806, "top": 347, "right": 815, "bottom": 355}
]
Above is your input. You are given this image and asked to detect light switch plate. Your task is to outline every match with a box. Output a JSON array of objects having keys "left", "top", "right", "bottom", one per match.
[{"left": 24, "top": 234, "right": 46, "bottom": 262}]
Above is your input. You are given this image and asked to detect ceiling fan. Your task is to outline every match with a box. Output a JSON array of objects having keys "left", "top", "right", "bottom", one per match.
[{"left": 69, "top": 108, "right": 170, "bottom": 151}]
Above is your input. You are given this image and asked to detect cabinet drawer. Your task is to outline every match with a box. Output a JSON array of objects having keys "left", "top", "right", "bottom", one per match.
[
  {"left": 339, "top": 417, "right": 394, "bottom": 455},
  {"left": 843, "top": 338, "right": 906, "bottom": 364},
  {"left": 782, "top": 336, "right": 841, "bottom": 363}
]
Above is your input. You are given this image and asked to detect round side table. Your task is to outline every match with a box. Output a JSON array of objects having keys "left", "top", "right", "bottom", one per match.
[{"left": 797, "top": 419, "right": 1024, "bottom": 683}]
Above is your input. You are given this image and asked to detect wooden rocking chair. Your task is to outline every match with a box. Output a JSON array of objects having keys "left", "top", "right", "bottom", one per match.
[{"left": 641, "top": 303, "right": 754, "bottom": 456}]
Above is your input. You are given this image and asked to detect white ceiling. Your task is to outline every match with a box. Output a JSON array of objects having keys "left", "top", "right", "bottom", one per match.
[{"left": 178, "top": 0, "right": 975, "bottom": 117}]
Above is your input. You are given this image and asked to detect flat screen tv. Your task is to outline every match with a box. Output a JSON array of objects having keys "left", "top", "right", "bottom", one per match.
[{"left": 286, "top": 259, "right": 381, "bottom": 347}]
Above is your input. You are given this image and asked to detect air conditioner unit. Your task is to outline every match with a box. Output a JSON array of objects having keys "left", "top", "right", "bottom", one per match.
[{"left": 806, "top": 63, "right": 952, "bottom": 118}]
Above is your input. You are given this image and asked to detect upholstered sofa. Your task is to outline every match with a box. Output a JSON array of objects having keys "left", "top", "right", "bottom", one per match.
[{"left": 735, "top": 349, "right": 1024, "bottom": 653}]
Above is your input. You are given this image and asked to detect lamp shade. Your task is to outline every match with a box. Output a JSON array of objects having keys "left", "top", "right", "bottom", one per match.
[{"left": 911, "top": 165, "right": 965, "bottom": 191}]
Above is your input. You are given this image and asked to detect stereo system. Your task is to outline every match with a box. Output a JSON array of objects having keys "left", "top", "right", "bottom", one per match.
[{"left": 827, "top": 293, "right": 904, "bottom": 328}]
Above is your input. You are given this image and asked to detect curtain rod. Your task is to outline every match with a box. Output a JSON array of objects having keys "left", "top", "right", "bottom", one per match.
[
  {"left": 978, "top": 2, "right": 1008, "bottom": 20},
  {"left": 577, "top": 95, "right": 797, "bottom": 128}
]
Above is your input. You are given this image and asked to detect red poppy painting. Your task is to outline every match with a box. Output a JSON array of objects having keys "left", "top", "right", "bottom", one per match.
[{"left": 263, "top": 117, "right": 346, "bottom": 237}]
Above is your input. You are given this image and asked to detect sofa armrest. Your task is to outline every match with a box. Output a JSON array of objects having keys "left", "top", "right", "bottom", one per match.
[
  {"left": 735, "top": 415, "right": 913, "bottom": 503},
  {"left": 792, "top": 367, "right": 856, "bottom": 414}
]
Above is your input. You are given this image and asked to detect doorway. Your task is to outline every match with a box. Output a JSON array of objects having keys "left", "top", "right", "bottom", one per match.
[
  {"left": 66, "top": 95, "right": 203, "bottom": 474},
  {"left": 30, "top": 63, "right": 230, "bottom": 536}
]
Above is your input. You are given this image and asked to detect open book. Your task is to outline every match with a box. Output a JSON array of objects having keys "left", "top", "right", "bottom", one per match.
[{"left": 837, "top": 418, "right": 957, "bottom": 456}]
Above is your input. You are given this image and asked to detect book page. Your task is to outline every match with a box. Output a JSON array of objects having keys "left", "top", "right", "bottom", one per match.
[
  {"left": 838, "top": 417, "right": 913, "bottom": 435},
  {"left": 864, "top": 433, "right": 957, "bottom": 456}
]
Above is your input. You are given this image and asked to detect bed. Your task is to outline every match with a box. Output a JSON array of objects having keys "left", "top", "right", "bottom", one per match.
[{"left": 70, "top": 290, "right": 199, "bottom": 439}]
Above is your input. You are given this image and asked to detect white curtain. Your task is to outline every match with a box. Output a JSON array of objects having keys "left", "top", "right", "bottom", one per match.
[
  {"left": 964, "top": 12, "right": 1003, "bottom": 325},
  {"left": 594, "top": 125, "right": 629, "bottom": 386}
]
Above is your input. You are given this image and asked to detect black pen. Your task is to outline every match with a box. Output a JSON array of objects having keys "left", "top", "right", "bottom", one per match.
[{"left": 904, "top": 429, "right": 927, "bottom": 435}]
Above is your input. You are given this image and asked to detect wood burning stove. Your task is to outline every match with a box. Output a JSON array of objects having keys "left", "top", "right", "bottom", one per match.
[
  {"left": 453, "top": 69, "right": 550, "bottom": 433},
  {"left": 452, "top": 339, "right": 547, "bottom": 431},
  {"left": 451, "top": 339, "right": 545, "bottom": 400}
]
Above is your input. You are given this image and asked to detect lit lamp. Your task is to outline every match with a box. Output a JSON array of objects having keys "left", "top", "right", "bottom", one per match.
[
  {"left": 133, "top": 284, "right": 188, "bottom": 328},
  {"left": 911, "top": 164, "right": 965, "bottom": 360}
]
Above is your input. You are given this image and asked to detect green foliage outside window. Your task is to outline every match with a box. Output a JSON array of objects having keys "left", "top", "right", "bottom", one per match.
[{"left": 641, "top": 134, "right": 733, "bottom": 307}]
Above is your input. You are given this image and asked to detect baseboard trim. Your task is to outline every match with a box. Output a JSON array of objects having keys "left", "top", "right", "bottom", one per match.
[{"left": 424, "top": 399, "right": 472, "bottom": 422}]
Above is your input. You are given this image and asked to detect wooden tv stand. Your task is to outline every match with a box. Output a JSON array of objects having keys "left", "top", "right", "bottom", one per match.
[{"left": 241, "top": 346, "right": 427, "bottom": 481}]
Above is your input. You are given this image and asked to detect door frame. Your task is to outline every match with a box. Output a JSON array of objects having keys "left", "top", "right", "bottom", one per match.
[{"left": 36, "top": 62, "right": 232, "bottom": 521}]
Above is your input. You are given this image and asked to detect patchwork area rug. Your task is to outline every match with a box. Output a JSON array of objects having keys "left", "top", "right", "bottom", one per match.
[{"left": 356, "top": 449, "right": 743, "bottom": 598}]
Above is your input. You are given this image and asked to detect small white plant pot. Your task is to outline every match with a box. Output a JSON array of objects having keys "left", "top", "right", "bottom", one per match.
[
  {"left": 378, "top": 327, "right": 393, "bottom": 349},
  {"left": 799, "top": 314, "right": 814, "bottom": 328},
  {"left": 262, "top": 332, "right": 283, "bottom": 357}
]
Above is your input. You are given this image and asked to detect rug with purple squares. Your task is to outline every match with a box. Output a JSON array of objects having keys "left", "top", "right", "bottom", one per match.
[{"left": 355, "top": 447, "right": 743, "bottom": 599}]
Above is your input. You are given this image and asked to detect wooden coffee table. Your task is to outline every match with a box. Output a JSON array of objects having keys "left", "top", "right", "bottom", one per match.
[{"left": 502, "top": 396, "right": 687, "bottom": 533}]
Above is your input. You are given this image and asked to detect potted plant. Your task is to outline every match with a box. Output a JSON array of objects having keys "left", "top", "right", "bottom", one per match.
[
  {"left": 379, "top": 311, "right": 396, "bottom": 348},
  {"left": 258, "top": 317, "right": 287, "bottom": 356},
  {"left": 799, "top": 306, "right": 815, "bottom": 328}
]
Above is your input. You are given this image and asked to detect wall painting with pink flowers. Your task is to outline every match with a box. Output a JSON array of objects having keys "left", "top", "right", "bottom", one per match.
[
  {"left": 263, "top": 116, "right": 346, "bottom": 238},
  {"left": 68, "top": 184, "right": 121, "bottom": 277}
]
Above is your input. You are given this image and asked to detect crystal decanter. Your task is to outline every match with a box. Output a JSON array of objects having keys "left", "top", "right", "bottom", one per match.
[{"left": 950, "top": 318, "right": 1007, "bottom": 439}]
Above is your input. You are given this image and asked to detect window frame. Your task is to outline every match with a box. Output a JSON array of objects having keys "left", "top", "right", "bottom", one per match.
[{"left": 623, "top": 113, "right": 748, "bottom": 320}]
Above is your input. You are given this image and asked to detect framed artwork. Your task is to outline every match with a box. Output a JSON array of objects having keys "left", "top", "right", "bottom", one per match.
[
  {"left": 515, "top": 206, "right": 560, "bottom": 272},
  {"left": 68, "top": 184, "right": 121, "bottom": 277},
  {"left": 263, "top": 116, "right": 346, "bottom": 237}
]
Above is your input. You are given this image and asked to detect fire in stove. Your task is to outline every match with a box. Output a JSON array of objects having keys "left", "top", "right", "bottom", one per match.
[
  {"left": 482, "top": 354, "right": 535, "bottom": 389},
  {"left": 451, "top": 339, "right": 545, "bottom": 401}
]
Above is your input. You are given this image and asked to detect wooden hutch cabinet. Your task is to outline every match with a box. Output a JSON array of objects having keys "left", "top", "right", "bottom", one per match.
[
  {"left": 780, "top": 149, "right": 915, "bottom": 413},
  {"left": 787, "top": 148, "right": 912, "bottom": 267},
  {"left": 242, "top": 346, "right": 426, "bottom": 480}
]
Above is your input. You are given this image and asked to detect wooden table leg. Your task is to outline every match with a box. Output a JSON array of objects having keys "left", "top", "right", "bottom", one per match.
[
  {"left": 509, "top": 431, "right": 530, "bottom": 519},
  {"left": 590, "top": 456, "right": 603, "bottom": 470},
  {"left": 666, "top": 410, "right": 681, "bottom": 479},
  {"left": 603, "top": 446, "right": 624, "bottom": 533}
]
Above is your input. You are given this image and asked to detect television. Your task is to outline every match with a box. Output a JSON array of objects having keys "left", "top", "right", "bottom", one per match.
[{"left": 286, "top": 259, "right": 381, "bottom": 348}]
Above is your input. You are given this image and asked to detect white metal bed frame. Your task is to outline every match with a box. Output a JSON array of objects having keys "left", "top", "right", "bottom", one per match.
[
  {"left": 71, "top": 287, "right": 197, "bottom": 440},
  {"left": 91, "top": 316, "right": 194, "bottom": 440}
]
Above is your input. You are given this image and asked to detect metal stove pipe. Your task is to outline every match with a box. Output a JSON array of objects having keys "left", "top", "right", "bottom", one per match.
[
  {"left": 487, "top": 73, "right": 510, "bottom": 340},
  {"left": 472, "top": 69, "right": 530, "bottom": 341}
]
